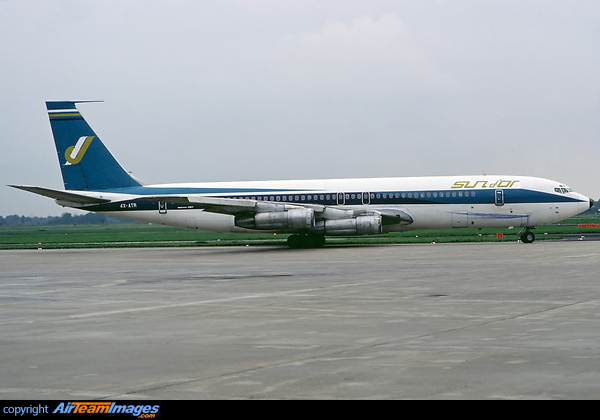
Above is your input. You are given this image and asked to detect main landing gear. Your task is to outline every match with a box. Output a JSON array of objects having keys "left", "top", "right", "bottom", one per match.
[
  {"left": 287, "top": 234, "right": 326, "bottom": 249},
  {"left": 520, "top": 229, "right": 535, "bottom": 244}
]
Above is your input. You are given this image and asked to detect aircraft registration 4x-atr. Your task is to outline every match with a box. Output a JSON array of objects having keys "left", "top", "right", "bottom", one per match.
[{"left": 11, "top": 101, "right": 594, "bottom": 248}]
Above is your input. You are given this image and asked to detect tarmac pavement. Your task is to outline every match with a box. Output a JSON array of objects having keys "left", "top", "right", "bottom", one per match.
[{"left": 1, "top": 241, "right": 599, "bottom": 399}]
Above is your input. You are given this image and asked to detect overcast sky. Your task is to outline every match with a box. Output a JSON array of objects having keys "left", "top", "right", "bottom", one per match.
[{"left": 1, "top": 0, "right": 599, "bottom": 216}]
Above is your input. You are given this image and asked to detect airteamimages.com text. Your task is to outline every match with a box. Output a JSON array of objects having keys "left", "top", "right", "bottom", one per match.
[{"left": 2, "top": 402, "right": 161, "bottom": 418}]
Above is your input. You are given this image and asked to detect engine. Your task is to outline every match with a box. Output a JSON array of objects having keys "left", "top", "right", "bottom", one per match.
[
  {"left": 236, "top": 207, "right": 382, "bottom": 236},
  {"left": 313, "top": 215, "right": 382, "bottom": 236},
  {"left": 235, "top": 208, "right": 315, "bottom": 230}
]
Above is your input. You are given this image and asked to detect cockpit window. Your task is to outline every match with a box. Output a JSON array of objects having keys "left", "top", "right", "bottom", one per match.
[{"left": 555, "top": 185, "right": 573, "bottom": 194}]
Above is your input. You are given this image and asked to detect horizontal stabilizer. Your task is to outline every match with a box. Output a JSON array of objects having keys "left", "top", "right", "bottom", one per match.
[{"left": 9, "top": 185, "right": 112, "bottom": 205}]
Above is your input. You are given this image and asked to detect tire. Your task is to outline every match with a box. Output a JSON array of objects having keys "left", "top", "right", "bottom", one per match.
[
  {"left": 287, "top": 234, "right": 303, "bottom": 249},
  {"left": 287, "top": 234, "right": 326, "bottom": 249},
  {"left": 306, "top": 235, "right": 326, "bottom": 248},
  {"left": 521, "top": 231, "right": 535, "bottom": 244}
]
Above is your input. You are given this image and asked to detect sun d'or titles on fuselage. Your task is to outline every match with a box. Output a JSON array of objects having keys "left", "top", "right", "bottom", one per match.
[
  {"left": 9, "top": 101, "right": 594, "bottom": 248},
  {"left": 452, "top": 180, "right": 520, "bottom": 189}
]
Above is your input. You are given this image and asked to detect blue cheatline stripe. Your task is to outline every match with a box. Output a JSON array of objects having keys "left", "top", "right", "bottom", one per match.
[
  {"left": 106, "top": 186, "right": 307, "bottom": 195},
  {"left": 85, "top": 187, "right": 585, "bottom": 213},
  {"left": 105, "top": 186, "right": 583, "bottom": 204}
]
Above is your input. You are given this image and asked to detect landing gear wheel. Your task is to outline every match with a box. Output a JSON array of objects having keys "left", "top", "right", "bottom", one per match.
[
  {"left": 520, "top": 230, "right": 535, "bottom": 244},
  {"left": 287, "top": 234, "right": 303, "bottom": 249},
  {"left": 287, "top": 234, "right": 326, "bottom": 249},
  {"left": 307, "top": 234, "right": 326, "bottom": 248}
]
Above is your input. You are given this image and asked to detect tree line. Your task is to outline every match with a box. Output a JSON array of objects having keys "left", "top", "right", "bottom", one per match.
[{"left": 0, "top": 212, "right": 134, "bottom": 226}]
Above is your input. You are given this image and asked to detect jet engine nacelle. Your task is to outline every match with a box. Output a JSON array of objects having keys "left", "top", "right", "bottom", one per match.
[
  {"left": 236, "top": 208, "right": 315, "bottom": 230},
  {"left": 314, "top": 215, "right": 383, "bottom": 236}
]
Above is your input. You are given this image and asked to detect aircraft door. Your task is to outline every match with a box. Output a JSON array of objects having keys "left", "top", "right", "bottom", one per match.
[
  {"left": 495, "top": 190, "right": 504, "bottom": 206},
  {"left": 158, "top": 201, "right": 167, "bottom": 214}
]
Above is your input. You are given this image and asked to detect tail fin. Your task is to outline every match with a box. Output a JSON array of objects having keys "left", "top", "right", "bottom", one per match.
[{"left": 46, "top": 101, "right": 142, "bottom": 191}]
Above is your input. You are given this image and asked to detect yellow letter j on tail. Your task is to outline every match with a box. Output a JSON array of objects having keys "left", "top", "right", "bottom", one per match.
[{"left": 65, "top": 136, "right": 94, "bottom": 165}]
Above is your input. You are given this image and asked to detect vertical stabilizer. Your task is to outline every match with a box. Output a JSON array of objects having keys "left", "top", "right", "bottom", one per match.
[{"left": 46, "top": 101, "right": 142, "bottom": 191}]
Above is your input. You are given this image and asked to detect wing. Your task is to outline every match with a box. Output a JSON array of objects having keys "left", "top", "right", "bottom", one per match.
[
  {"left": 143, "top": 194, "right": 324, "bottom": 214},
  {"left": 143, "top": 194, "right": 413, "bottom": 231}
]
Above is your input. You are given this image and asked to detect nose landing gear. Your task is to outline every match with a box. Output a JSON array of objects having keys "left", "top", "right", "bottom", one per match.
[{"left": 520, "top": 229, "right": 535, "bottom": 244}]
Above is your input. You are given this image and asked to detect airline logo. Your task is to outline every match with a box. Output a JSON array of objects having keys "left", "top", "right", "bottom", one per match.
[
  {"left": 65, "top": 136, "right": 94, "bottom": 165},
  {"left": 452, "top": 179, "right": 520, "bottom": 189}
]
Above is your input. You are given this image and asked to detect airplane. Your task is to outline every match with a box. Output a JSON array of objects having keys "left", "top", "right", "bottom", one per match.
[{"left": 10, "top": 101, "right": 595, "bottom": 248}]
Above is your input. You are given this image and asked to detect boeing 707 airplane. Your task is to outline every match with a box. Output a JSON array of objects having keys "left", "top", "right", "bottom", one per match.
[{"left": 10, "top": 101, "right": 594, "bottom": 248}]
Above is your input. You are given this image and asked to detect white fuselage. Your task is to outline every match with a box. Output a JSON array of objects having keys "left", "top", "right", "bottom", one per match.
[{"left": 87, "top": 175, "right": 591, "bottom": 234}]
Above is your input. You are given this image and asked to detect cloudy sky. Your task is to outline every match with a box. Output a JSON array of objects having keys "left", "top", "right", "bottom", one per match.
[{"left": 1, "top": 0, "right": 599, "bottom": 216}]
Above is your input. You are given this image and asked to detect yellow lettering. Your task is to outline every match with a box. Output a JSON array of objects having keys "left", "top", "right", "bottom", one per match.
[{"left": 452, "top": 181, "right": 468, "bottom": 189}]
